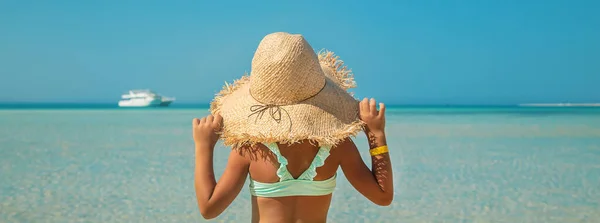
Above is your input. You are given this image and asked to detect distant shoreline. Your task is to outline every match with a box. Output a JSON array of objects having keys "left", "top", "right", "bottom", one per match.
[
  {"left": 0, "top": 103, "right": 207, "bottom": 109},
  {"left": 1, "top": 102, "right": 600, "bottom": 110},
  {"left": 519, "top": 103, "right": 600, "bottom": 107}
]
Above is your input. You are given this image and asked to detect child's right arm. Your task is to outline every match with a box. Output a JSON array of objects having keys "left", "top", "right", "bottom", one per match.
[{"left": 339, "top": 98, "right": 393, "bottom": 206}]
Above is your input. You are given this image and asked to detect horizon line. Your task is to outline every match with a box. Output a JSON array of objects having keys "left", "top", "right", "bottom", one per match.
[{"left": 1, "top": 101, "right": 600, "bottom": 107}]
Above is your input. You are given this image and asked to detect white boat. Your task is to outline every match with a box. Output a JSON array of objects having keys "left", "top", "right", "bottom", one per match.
[{"left": 118, "top": 90, "right": 175, "bottom": 107}]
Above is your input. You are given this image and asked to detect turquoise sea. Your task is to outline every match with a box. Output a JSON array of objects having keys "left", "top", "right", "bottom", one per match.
[{"left": 1, "top": 105, "right": 600, "bottom": 222}]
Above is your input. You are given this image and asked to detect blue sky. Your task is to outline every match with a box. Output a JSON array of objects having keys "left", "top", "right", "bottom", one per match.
[{"left": 0, "top": 0, "right": 598, "bottom": 105}]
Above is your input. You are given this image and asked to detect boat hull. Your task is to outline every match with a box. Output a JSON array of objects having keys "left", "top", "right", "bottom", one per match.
[
  {"left": 118, "top": 90, "right": 175, "bottom": 108},
  {"left": 118, "top": 99, "right": 172, "bottom": 107}
]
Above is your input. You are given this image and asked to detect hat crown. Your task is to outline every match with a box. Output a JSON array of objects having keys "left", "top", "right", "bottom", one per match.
[{"left": 249, "top": 32, "right": 326, "bottom": 105}]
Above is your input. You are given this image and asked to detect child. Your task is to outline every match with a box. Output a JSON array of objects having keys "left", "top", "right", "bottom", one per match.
[{"left": 192, "top": 32, "right": 393, "bottom": 222}]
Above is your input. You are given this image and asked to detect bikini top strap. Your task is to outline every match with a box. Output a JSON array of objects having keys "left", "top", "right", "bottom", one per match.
[{"left": 264, "top": 143, "right": 332, "bottom": 181}]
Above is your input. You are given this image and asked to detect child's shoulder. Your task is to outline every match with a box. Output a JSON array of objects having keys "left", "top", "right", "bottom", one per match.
[{"left": 231, "top": 144, "right": 272, "bottom": 162}]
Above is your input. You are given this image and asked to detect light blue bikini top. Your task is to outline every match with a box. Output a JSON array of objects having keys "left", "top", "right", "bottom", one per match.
[{"left": 248, "top": 143, "right": 337, "bottom": 197}]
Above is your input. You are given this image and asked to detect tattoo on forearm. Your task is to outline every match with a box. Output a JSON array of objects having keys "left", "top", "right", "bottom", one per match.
[{"left": 373, "top": 156, "right": 390, "bottom": 191}]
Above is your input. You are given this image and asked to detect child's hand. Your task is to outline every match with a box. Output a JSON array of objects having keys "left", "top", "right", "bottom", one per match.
[
  {"left": 192, "top": 114, "right": 223, "bottom": 148},
  {"left": 359, "top": 98, "right": 386, "bottom": 134}
]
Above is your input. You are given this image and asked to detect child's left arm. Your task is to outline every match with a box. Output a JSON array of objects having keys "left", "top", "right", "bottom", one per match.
[{"left": 192, "top": 115, "right": 249, "bottom": 219}]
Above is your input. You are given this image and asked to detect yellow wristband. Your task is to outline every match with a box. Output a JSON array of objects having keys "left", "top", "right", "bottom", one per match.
[{"left": 369, "top": 145, "right": 389, "bottom": 156}]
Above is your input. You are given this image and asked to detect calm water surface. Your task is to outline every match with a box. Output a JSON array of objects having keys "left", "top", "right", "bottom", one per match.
[{"left": 1, "top": 107, "right": 599, "bottom": 222}]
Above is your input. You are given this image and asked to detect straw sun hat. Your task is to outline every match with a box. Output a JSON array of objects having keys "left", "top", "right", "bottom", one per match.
[{"left": 210, "top": 32, "right": 363, "bottom": 147}]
